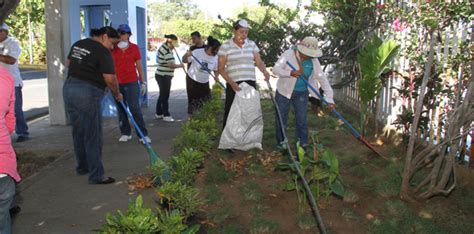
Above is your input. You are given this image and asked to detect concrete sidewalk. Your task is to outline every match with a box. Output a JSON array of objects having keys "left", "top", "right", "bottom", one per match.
[{"left": 11, "top": 96, "right": 188, "bottom": 233}]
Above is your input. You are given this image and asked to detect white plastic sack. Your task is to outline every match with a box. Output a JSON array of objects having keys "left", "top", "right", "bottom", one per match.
[{"left": 218, "top": 83, "right": 263, "bottom": 151}]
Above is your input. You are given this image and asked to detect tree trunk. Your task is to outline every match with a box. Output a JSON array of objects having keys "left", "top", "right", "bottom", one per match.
[
  {"left": 400, "top": 31, "right": 437, "bottom": 200},
  {"left": 0, "top": 0, "right": 20, "bottom": 24}
]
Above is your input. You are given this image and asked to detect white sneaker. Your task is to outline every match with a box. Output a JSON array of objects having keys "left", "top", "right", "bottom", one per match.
[
  {"left": 154, "top": 114, "right": 163, "bottom": 119},
  {"left": 140, "top": 136, "right": 152, "bottom": 144},
  {"left": 163, "top": 116, "right": 175, "bottom": 122},
  {"left": 118, "top": 135, "right": 132, "bottom": 142}
]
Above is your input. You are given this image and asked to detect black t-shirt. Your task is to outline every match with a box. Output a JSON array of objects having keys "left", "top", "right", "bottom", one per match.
[
  {"left": 67, "top": 38, "right": 115, "bottom": 90},
  {"left": 187, "top": 44, "right": 206, "bottom": 70}
]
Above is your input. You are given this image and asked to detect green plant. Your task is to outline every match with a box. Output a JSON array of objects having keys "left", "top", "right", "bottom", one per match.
[
  {"left": 276, "top": 143, "right": 345, "bottom": 202},
  {"left": 205, "top": 162, "right": 232, "bottom": 184},
  {"left": 249, "top": 217, "right": 279, "bottom": 234},
  {"left": 151, "top": 160, "right": 170, "bottom": 185},
  {"left": 155, "top": 209, "right": 187, "bottom": 234},
  {"left": 173, "top": 128, "right": 212, "bottom": 153},
  {"left": 357, "top": 35, "right": 400, "bottom": 136},
  {"left": 208, "top": 206, "right": 233, "bottom": 223},
  {"left": 204, "top": 185, "right": 223, "bottom": 205},
  {"left": 182, "top": 119, "right": 219, "bottom": 139},
  {"left": 239, "top": 180, "right": 263, "bottom": 202},
  {"left": 156, "top": 181, "right": 204, "bottom": 218},
  {"left": 100, "top": 195, "right": 159, "bottom": 233},
  {"left": 170, "top": 155, "right": 198, "bottom": 185}
]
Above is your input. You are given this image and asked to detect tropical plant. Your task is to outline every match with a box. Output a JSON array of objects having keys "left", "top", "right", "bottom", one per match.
[
  {"left": 156, "top": 209, "right": 200, "bottom": 234},
  {"left": 357, "top": 35, "right": 400, "bottom": 136},
  {"left": 156, "top": 181, "right": 204, "bottom": 218},
  {"left": 150, "top": 160, "right": 170, "bottom": 185},
  {"left": 276, "top": 143, "right": 345, "bottom": 203},
  {"left": 170, "top": 154, "right": 198, "bottom": 185},
  {"left": 182, "top": 119, "right": 219, "bottom": 139},
  {"left": 173, "top": 127, "right": 212, "bottom": 153},
  {"left": 100, "top": 195, "right": 159, "bottom": 233}
]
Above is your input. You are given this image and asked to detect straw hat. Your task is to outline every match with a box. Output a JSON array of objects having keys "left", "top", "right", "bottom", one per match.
[{"left": 297, "top": 37, "right": 322, "bottom": 58}]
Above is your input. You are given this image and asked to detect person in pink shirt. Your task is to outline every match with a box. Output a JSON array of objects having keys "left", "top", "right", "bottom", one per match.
[{"left": 0, "top": 65, "right": 21, "bottom": 233}]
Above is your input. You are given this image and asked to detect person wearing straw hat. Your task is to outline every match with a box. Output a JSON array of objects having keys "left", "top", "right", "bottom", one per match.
[
  {"left": 272, "top": 36, "right": 336, "bottom": 151},
  {"left": 154, "top": 34, "right": 183, "bottom": 122},
  {"left": 217, "top": 19, "right": 270, "bottom": 128}
]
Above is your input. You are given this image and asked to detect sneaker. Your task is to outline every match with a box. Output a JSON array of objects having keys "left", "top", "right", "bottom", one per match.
[
  {"left": 154, "top": 114, "right": 163, "bottom": 119},
  {"left": 118, "top": 135, "right": 132, "bottom": 142},
  {"left": 163, "top": 116, "right": 175, "bottom": 122},
  {"left": 140, "top": 136, "right": 152, "bottom": 144}
]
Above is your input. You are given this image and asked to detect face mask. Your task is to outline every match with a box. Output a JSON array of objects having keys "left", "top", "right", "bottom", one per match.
[{"left": 117, "top": 41, "right": 129, "bottom": 49}]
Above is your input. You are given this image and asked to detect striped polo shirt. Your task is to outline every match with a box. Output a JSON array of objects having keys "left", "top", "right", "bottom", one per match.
[
  {"left": 218, "top": 38, "right": 260, "bottom": 82},
  {"left": 155, "top": 43, "right": 175, "bottom": 76}
]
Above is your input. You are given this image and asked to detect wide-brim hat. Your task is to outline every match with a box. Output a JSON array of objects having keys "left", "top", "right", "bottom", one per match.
[{"left": 297, "top": 37, "right": 322, "bottom": 58}]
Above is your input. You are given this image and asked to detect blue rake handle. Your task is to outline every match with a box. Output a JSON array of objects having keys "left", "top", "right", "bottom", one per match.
[
  {"left": 286, "top": 61, "right": 387, "bottom": 159},
  {"left": 119, "top": 100, "right": 159, "bottom": 163}
]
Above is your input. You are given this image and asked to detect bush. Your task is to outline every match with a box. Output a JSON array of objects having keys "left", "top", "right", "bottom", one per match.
[
  {"left": 151, "top": 160, "right": 170, "bottom": 185},
  {"left": 156, "top": 209, "right": 200, "bottom": 234},
  {"left": 157, "top": 181, "right": 204, "bottom": 218},
  {"left": 170, "top": 155, "right": 198, "bottom": 185},
  {"left": 100, "top": 195, "right": 159, "bottom": 233},
  {"left": 173, "top": 128, "right": 212, "bottom": 153},
  {"left": 182, "top": 119, "right": 219, "bottom": 139}
]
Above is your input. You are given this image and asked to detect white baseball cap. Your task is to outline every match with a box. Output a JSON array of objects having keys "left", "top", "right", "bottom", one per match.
[{"left": 0, "top": 23, "right": 9, "bottom": 31}]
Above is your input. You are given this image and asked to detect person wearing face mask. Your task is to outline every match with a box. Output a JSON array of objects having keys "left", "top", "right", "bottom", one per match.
[
  {"left": 217, "top": 19, "right": 270, "bottom": 128},
  {"left": 154, "top": 34, "right": 183, "bottom": 122},
  {"left": 63, "top": 26, "right": 122, "bottom": 184},
  {"left": 182, "top": 36, "right": 221, "bottom": 115},
  {"left": 272, "top": 37, "right": 336, "bottom": 152},
  {"left": 111, "top": 24, "right": 150, "bottom": 144}
]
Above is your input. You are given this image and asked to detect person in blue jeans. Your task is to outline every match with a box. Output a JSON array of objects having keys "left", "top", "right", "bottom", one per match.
[
  {"left": 112, "top": 24, "right": 150, "bottom": 144},
  {"left": 64, "top": 27, "right": 122, "bottom": 184},
  {"left": 272, "top": 37, "right": 336, "bottom": 152}
]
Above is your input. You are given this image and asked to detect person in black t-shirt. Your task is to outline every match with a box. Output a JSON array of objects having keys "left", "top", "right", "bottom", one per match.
[
  {"left": 63, "top": 26, "right": 122, "bottom": 185},
  {"left": 183, "top": 31, "right": 206, "bottom": 115}
]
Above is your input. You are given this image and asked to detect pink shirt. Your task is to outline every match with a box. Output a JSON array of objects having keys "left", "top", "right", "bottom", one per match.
[{"left": 0, "top": 66, "right": 21, "bottom": 182}]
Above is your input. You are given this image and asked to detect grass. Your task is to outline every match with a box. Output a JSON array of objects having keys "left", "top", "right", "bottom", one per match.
[
  {"left": 208, "top": 206, "right": 233, "bottom": 223},
  {"left": 342, "top": 207, "right": 359, "bottom": 221},
  {"left": 249, "top": 217, "right": 279, "bottom": 234},
  {"left": 205, "top": 161, "right": 232, "bottom": 184},
  {"left": 349, "top": 164, "right": 371, "bottom": 178},
  {"left": 248, "top": 162, "right": 267, "bottom": 177},
  {"left": 208, "top": 224, "right": 243, "bottom": 234},
  {"left": 340, "top": 152, "right": 363, "bottom": 165},
  {"left": 204, "top": 185, "right": 223, "bottom": 205},
  {"left": 239, "top": 180, "right": 263, "bottom": 202},
  {"left": 297, "top": 213, "right": 318, "bottom": 230}
]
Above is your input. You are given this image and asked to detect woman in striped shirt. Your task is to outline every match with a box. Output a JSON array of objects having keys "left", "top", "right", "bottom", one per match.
[
  {"left": 217, "top": 19, "right": 270, "bottom": 127},
  {"left": 155, "top": 34, "right": 183, "bottom": 122}
]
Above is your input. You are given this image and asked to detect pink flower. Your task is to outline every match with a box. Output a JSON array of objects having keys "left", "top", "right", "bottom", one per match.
[{"left": 391, "top": 18, "right": 405, "bottom": 32}]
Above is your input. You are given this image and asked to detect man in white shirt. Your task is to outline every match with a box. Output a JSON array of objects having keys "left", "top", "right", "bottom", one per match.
[{"left": 0, "top": 23, "right": 29, "bottom": 142}]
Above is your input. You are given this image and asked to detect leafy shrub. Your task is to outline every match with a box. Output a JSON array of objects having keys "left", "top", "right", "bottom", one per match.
[
  {"left": 182, "top": 119, "right": 219, "bottom": 138},
  {"left": 173, "top": 128, "right": 212, "bottom": 153},
  {"left": 170, "top": 155, "right": 198, "bottom": 185},
  {"left": 156, "top": 209, "right": 200, "bottom": 234},
  {"left": 100, "top": 195, "right": 159, "bottom": 233},
  {"left": 156, "top": 181, "right": 204, "bottom": 218},
  {"left": 151, "top": 160, "right": 170, "bottom": 185}
]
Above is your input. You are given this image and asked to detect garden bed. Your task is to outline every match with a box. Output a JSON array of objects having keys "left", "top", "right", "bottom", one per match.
[{"left": 102, "top": 85, "right": 474, "bottom": 233}]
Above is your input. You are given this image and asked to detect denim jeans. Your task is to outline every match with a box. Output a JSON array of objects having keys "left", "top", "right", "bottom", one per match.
[
  {"left": 14, "top": 87, "right": 29, "bottom": 137},
  {"left": 275, "top": 90, "right": 309, "bottom": 146},
  {"left": 116, "top": 82, "right": 148, "bottom": 137},
  {"left": 0, "top": 176, "right": 15, "bottom": 234},
  {"left": 63, "top": 78, "right": 105, "bottom": 183},
  {"left": 155, "top": 74, "right": 172, "bottom": 117}
]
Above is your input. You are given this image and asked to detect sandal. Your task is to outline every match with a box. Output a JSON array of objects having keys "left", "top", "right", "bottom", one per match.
[{"left": 90, "top": 177, "right": 115, "bottom": 185}]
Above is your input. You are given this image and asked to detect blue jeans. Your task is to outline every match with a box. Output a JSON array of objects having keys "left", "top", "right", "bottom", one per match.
[
  {"left": 14, "top": 87, "right": 29, "bottom": 137},
  {"left": 63, "top": 78, "right": 105, "bottom": 183},
  {"left": 116, "top": 82, "right": 148, "bottom": 137},
  {"left": 0, "top": 176, "right": 15, "bottom": 234},
  {"left": 275, "top": 90, "right": 309, "bottom": 146}
]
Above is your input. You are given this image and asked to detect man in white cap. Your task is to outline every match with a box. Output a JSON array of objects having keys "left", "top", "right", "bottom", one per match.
[
  {"left": 272, "top": 36, "right": 336, "bottom": 152},
  {"left": 0, "top": 23, "right": 29, "bottom": 142}
]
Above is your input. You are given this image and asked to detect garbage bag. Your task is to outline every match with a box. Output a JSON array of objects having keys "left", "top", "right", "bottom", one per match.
[{"left": 219, "top": 83, "right": 263, "bottom": 151}]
